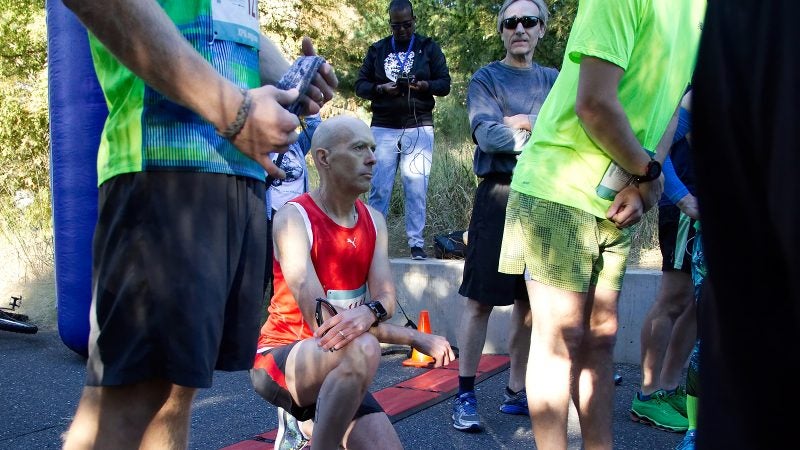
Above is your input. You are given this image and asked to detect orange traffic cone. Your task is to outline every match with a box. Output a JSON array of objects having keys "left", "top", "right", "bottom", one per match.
[{"left": 402, "top": 310, "right": 435, "bottom": 368}]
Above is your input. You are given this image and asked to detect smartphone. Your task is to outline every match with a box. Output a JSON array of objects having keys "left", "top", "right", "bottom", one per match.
[
  {"left": 396, "top": 74, "right": 414, "bottom": 89},
  {"left": 277, "top": 56, "right": 325, "bottom": 115}
]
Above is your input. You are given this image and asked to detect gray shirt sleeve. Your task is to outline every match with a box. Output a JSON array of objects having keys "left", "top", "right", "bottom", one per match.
[
  {"left": 472, "top": 122, "right": 530, "bottom": 155},
  {"left": 466, "top": 62, "right": 558, "bottom": 177}
]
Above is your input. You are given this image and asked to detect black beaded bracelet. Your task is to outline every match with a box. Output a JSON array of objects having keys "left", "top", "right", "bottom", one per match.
[{"left": 217, "top": 88, "right": 252, "bottom": 139}]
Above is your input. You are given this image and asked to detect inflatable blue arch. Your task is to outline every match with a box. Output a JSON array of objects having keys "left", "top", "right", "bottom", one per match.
[{"left": 46, "top": 0, "right": 106, "bottom": 356}]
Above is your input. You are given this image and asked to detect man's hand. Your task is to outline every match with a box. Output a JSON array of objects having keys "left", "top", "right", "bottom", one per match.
[
  {"left": 228, "top": 85, "right": 300, "bottom": 177},
  {"left": 606, "top": 184, "right": 645, "bottom": 228},
  {"left": 298, "top": 36, "right": 338, "bottom": 114},
  {"left": 314, "top": 305, "right": 375, "bottom": 351},
  {"left": 637, "top": 173, "right": 665, "bottom": 212},
  {"left": 377, "top": 82, "right": 401, "bottom": 96},
  {"left": 409, "top": 79, "right": 429, "bottom": 92},
  {"left": 676, "top": 193, "right": 700, "bottom": 220},
  {"left": 411, "top": 332, "right": 456, "bottom": 368},
  {"left": 503, "top": 114, "right": 532, "bottom": 131}
]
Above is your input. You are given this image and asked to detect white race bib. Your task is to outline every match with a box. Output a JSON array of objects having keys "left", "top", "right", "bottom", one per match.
[
  {"left": 211, "top": 0, "right": 260, "bottom": 48},
  {"left": 326, "top": 285, "right": 367, "bottom": 310}
]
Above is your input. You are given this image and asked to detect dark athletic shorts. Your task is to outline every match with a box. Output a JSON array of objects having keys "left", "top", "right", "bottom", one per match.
[
  {"left": 459, "top": 175, "right": 528, "bottom": 306},
  {"left": 251, "top": 342, "right": 384, "bottom": 422},
  {"left": 86, "top": 172, "right": 268, "bottom": 388},
  {"left": 658, "top": 204, "right": 697, "bottom": 273}
]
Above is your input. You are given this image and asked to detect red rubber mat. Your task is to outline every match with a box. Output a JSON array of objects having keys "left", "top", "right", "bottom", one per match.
[{"left": 223, "top": 354, "right": 510, "bottom": 449}]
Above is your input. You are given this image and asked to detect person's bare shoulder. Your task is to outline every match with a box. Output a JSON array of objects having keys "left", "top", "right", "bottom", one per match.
[
  {"left": 364, "top": 203, "right": 388, "bottom": 231},
  {"left": 273, "top": 202, "right": 303, "bottom": 226},
  {"left": 272, "top": 202, "right": 311, "bottom": 243}
]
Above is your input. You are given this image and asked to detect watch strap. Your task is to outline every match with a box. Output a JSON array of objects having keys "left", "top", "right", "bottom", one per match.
[
  {"left": 634, "top": 158, "right": 662, "bottom": 183},
  {"left": 365, "top": 300, "right": 386, "bottom": 327}
]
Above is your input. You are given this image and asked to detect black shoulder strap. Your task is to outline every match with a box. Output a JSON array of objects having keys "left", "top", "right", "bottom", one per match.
[{"left": 265, "top": 153, "right": 286, "bottom": 187}]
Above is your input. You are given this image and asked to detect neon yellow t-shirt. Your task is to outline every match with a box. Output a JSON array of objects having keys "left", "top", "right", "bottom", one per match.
[{"left": 510, "top": 0, "right": 706, "bottom": 218}]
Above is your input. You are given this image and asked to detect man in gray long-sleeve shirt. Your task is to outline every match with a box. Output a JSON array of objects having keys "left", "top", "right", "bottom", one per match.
[{"left": 451, "top": 0, "right": 557, "bottom": 433}]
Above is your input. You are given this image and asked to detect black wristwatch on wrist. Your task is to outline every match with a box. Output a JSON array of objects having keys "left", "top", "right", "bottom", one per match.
[
  {"left": 364, "top": 300, "right": 388, "bottom": 327},
  {"left": 633, "top": 158, "right": 662, "bottom": 184}
]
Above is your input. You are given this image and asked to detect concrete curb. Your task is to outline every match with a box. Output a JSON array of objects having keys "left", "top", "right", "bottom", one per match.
[{"left": 386, "top": 259, "right": 660, "bottom": 364}]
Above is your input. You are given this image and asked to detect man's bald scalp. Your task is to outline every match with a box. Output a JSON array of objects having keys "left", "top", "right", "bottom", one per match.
[{"left": 309, "top": 115, "right": 365, "bottom": 153}]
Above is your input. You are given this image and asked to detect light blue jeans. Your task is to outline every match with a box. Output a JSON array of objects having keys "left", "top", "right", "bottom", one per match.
[{"left": 368, "top": 126, "right": 434, "bottom": 248}]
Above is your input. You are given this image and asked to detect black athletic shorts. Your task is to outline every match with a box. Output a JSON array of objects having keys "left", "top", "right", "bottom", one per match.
[
  {"left": 658, "top": 204, "right": 696, "bottom": 273},
  {"left": 86, "top": 171, "right": 268, "bottom": 388},
  {"left": 251, "top": 342, "right": 384, "bottom": 422},
  {"left": 459, "top": 175, "right": 528, "bottom": 306}
]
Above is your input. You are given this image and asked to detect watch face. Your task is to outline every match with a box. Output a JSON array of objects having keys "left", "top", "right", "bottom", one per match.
[
  {"left": 647, "top": 160, "right": 662, "bottom": 179},
  {"left": 637, "top": 160, "right": 662, "bottom": 183},
  {"left": 369, "top": 301, "right": 387, "bottom": 319}
]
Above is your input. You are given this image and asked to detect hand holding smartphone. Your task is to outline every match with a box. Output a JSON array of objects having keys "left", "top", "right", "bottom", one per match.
[
  {"left": 395, "top": 74, "right": 415, "bottom": 89},
  {"left": 277, "top": 56, "right": 326, "bottom": 115}
]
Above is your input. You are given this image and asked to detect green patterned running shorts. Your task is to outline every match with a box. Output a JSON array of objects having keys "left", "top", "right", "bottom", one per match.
[{"left": 498, "top": 191, "right": 631, "bottom": 292}]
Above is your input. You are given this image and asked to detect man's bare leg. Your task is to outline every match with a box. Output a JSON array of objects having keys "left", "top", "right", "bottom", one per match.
[
  {"left": 572, "top": 286, "right": 619, "bottom": 450},
  {"left": 63, "top": 379, "right": 173, "bottom": 450},
  {"left": 284, "top": 333, "right": 382, "bottom": 450},
  {"left": 140, "top": 384, "right": 198, "bottom": 449},
  {"left": 660, "top": 299, "right": 696, "bottom": 389},
  {"left": 508, "top": 298, "right": 532, "bottom": 392},
  {"left": 639, "top": 271, "right": 693, "bottom": 394},
  {"left": 525, "top": 280, "right": 586, "bottom": 450},
  {"left": 343, "top": 412, "right": 402, "bottom": 450},
  {"left": 456, "top": 300, "right": 492, "bottom": 380}
]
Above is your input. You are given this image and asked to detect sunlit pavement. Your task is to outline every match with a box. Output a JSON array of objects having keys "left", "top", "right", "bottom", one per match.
[{"left": 0, "top": 331, "right": 684, "bottom": 449}]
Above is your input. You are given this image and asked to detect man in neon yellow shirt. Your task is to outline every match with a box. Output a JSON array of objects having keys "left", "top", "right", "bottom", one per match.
[{"left": 498, "top": 0, "right": 705, "bottom": 448}]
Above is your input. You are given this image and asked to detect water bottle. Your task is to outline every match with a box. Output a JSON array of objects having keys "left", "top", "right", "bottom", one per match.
[{"left": 596, "top": 161, "right": 634, "bottom": 201}]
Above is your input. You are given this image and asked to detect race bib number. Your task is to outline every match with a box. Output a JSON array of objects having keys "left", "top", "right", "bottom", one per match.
[
  {"left": 326, "top": 285, "right": 367, "bottom": 310},
  {"left": 211, "top": 0, "right": 260, "bottom": 48}
]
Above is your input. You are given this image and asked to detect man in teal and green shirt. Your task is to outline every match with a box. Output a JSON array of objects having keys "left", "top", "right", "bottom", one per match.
[{"left": 60, "top": 0, "right": 337, "bottom": 448}]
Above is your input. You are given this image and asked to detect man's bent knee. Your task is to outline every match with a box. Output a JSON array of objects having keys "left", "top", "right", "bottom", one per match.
[{"left": 340, "top": 333, "right": 381, "bottom": 376}]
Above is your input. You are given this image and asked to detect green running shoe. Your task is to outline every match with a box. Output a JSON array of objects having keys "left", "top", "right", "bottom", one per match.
[
  {"left": 664, "top": 386, "right": 688, "bottom": 417},
  {"left": 275, "top": 407, "right": 310, "bottom": 450},
  {"left": 630, "top": 390, "right": 689, "bottom": 432}
]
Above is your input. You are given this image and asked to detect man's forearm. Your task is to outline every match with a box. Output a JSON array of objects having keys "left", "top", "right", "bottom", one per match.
[
  {"left": 64, "top": 0, "right": 241, "bottom": 131},
  {"left": 259, "top": 35, "right": 290, "bottom": 85},
  {"left": 576, "top": 57, "right": 652, "bottom": 175},
  {"left": 576, "top": 96, "right": 651, "bottom": 173},
  {"left": 474, "top": 122, "right": 528, "bottom": 154},
  {"left": 427, "top": 75, "right": 451, "bottom": 96},
  {"left": 369, "top": 322, "right": 415, "bottom": 346}
]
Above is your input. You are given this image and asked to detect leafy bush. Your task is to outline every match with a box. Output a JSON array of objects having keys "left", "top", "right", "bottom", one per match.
[{"left": 0, "top": 0, "right": 51, "bottom": 273}]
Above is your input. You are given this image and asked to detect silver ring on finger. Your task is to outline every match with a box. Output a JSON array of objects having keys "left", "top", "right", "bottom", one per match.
[{"left": 338, "top": 330, "right": 346, "bottom": 338}]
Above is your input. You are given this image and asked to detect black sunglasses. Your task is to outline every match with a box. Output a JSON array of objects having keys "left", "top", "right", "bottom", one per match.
[
  {"left": 315, "top": 297, "right": 338, "bottom": 328},
  {"left": 502, "top": 15, "right": 542, "bottom": 30},
  {"left": 390, "top": 19, "right": 415, "bottom": 30}
]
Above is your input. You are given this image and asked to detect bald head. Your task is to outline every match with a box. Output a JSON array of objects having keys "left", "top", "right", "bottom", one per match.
[
  {"left": 310, "top": 115, "right": 370, "bottom": 157},
  {"left": 310, "top": 115, "right": 376, "bottom": 193}
]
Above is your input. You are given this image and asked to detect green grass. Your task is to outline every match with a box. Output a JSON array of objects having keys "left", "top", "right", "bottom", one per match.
[{"left": 383, "top": 135, "right": 476, "bottom": 256}]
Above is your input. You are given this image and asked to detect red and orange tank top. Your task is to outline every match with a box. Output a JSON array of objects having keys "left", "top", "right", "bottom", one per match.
[{"left": 258, "top": 193, "right": 377, "bottom": 349}]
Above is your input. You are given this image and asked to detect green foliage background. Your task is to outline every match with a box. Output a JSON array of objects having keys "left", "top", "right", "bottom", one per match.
[
  {"left": 2, "top": 0, "right": 664, "bottom": 265},
  {"left": 0, "top": 0, "right": 52, "bottom": 273}
]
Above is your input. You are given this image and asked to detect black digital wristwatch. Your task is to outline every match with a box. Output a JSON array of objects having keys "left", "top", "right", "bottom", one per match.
[
  {"left": 633, "top": 159, "right": 662, "bottom": 184},
  {"left": 365, "top": 301, "right": 388, "bottom": 327}
]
